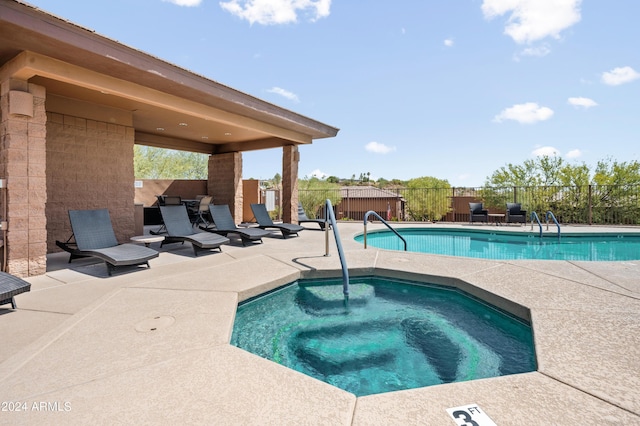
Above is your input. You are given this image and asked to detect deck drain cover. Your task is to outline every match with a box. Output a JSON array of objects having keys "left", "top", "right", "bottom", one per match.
[{"left": 135, "top": 316, "right": 175, "bottom": 333}]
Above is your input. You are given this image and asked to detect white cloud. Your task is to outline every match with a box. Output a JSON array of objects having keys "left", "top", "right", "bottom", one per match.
[
  {"left": 365, "top": 141, "right": 396, "bottom": 154},
  {"left": 565, "top": 149, "right": 582, "bottom": 159},
  {"left": 444, "top": 38, "right": 454, "bottom": 47},
  {"left": 532, "top": 146, "right": 560, "bottom": 157},
  {"left": 267, "top": 87, "right": 300, "bottom": 102},
  {"left": 493, "top": 102, "right": 554, "bottom": 124},
  {"left": 163, "top": 0, "right": 202, "bottom": 6},
  {"left": 308, "top": 169, "right": 327, "bottom": 179},
  {"left": 531, "top": 146, "right": 582, "bottom": 159},
  {"left": 601, "top": 66, "right": 640, "bottom": 86},
  {"left": 568, "top": 97, "right": 597, "bottom": 108},
  {"left": 219, "top": 0, "right": 331, "bottom": 25},
  {"left": 519, "top": 45, "right": 550, "bottom": 58},
  {"left": 482, "top": 0, "right": 582, "bottom": 44}
]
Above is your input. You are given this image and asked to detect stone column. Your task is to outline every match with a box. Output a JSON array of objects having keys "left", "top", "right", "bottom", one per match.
[
  {"left": 208, "top": 152, "right": 243, "bottom": 223},
  {"left": 0, "top": 79, "right": 47, "bottom": 276},
  {"left": 281, "top": 145, "right": 299, "bottom": 224}
]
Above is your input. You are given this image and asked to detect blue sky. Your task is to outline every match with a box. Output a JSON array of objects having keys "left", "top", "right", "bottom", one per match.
[{"left": 27, "top": 0, "right": 640, "bottom": 186}]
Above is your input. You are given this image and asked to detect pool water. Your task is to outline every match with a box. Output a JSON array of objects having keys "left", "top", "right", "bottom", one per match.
[
  {"left": 355, "top": 228, "right": 640, "bottom": 261},
  {"left": 231, "top": 277, "right": 536, "bottom": 397}
]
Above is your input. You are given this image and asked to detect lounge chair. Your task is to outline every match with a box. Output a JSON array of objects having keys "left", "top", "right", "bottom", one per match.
[
  {"left": 159, "top": 205, "right": 229, "bottom": 256},
  {"left": 0, "top": 271, "right": 31, "bottom": 309},
  {"left": 150, "top": 195, "right": 182, "bottom": 235},
  {"left": 56, "top": 209, "right": 159, "bottom": 275},
  {"left": 506, "top": 203, "right": 527, "bottom": 224},
  {"left": 250, "top": 203, "right": 304, "bottom": 238},
  {"left": 469, "top": 202, "right": 488, "bottom": 224},
  {"left": 200, "top": 204, "right": 270, "bottom": 246},
  {"left": 298, "top": 202, "right": 328, "bottom": 230}
]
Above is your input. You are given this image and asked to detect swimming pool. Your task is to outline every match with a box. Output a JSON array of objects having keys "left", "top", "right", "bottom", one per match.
[
  {"left": 355, "top": 228, "right": 640, "bottom": 261},
  {"left": 231, "top": 276, "right": 536, "bottom": 397}
]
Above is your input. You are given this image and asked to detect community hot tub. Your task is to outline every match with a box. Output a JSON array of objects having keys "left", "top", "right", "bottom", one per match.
[{"left": 231, "top": 275, "right": 537, "bottom": 396}]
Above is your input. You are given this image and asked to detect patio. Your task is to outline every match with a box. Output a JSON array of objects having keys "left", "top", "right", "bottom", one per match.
[{"left": 1, "top": 222, "right": 638, "bottom": 424}]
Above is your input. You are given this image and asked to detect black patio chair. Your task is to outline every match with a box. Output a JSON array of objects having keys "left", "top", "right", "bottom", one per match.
[
  {"left": 469, "top": 203, "right": 488, "bottom": 224},
  {"left": 506, "top": 203, "right": 527, "bottom": 224}
]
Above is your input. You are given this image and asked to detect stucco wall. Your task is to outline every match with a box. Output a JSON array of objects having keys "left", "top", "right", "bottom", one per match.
[
  {"left": 46, "top": 112, "right": 136, "bottom": 252},
  {"left": 134, "top": 179, "right": 208, "bottom": 207}
]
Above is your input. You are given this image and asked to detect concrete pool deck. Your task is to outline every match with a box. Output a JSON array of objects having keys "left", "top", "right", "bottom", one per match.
[{"left": 0, "top": 222, "right": 638, "bottom": 425}]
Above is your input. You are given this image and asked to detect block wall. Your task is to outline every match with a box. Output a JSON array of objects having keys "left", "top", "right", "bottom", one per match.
[
  {"left": 46, "top": 112, "right": 135, "bottom": 252},
  {"left": 0, "top": 80, "right": 47, "bottom": 276},
  {"left": 208, "top": 152, "right": 243, "bottom": 222}
]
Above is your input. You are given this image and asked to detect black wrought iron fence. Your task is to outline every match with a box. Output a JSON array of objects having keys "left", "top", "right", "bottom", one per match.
[{"left": 299, "top": 185, "right": 640, "bottom": 225}]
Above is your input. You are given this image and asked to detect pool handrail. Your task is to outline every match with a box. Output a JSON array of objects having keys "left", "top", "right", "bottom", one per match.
[
  {"left": 363, "top": 211, "right": 407, "bottom": 251},
  {"left": 323, "top": 199, "right": 349, "bottom": 298},
  {"left": 546, "top": 211, "right": 561, "bottom": 239},
  {"left": 530, "top": 211, "right": 543, "bottom": 238}
]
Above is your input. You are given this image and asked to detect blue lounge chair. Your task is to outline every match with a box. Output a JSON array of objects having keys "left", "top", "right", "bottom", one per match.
[
  {"left": 159, "top": 205, "right": 229, "bottom": 256},
  {"left": 0, "top": 271, "right": 31, "bottom": 309},
  {"left": 200, "top": 204, "right": 270, "bottom": 246},
  {"left": 250, "top": 203, "right": 303, "bottom": 238},
  {"left": 57, "top": 209, "right": 159, "bottom": 275}
]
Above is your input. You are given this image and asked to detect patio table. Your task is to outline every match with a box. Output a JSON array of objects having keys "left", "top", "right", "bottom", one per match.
[
  {"left": 488, "top": 213, "right": 505, "bottom": 226},
  {"left": 130, "top": 235, "right": 164, "bottom": 247}
]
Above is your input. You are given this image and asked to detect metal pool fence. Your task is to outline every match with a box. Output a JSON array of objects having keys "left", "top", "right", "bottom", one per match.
[{"left": 298, "top": 185, "right": 640, "bottom": 225}]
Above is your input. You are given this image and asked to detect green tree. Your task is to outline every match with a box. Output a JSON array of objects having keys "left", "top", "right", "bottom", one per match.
[
  {"left": 482, "top": 156, "right": 640, "bottom": 224},
  {"left": 591, "top": 158, "right": 640, "bottom": 224},
  {"left": 593, "top": 158, "right": 640, "bottom": 185},
  {"left": 483, "top": 156, "right": 591, "bottom": 217},
  {"left": 389, "top": 179, "right": 406, "bottom": 187},
  {"left": 134, "top": 145, "right": 208, "bottom": 179},
  {"left": 272, "top": 173, "right": 282, "bottom": 187},
  {"left": 484, "top": 156, "right": 579, "bottom": 188},
  {"left": 298, "top": 177, "right": 342, "bottom": 219},
  {"left": 376, "top": 177, "right": 389, "bottom": 188},
  {"left": 402, "top": 176, "right": 451, "bottom": 221}
]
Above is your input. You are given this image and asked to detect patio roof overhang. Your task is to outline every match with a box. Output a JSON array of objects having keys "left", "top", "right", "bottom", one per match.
[{"left": 0, "top": 1, "right": 339, "bottom": 154}]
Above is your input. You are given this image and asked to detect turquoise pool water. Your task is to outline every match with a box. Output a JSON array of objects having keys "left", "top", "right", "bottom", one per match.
[
  {"left": 355, "top": 228, "right": 640, "bottom": 261},
  {"left": 231, "top": 276, "right": 536, "bottom": 397}
]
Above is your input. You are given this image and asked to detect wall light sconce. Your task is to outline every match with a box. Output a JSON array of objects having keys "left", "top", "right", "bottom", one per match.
[{"left": 8, "top": 91, "right": 34, "bottom": 117}]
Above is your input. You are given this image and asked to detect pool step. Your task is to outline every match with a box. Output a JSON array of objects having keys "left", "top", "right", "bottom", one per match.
[
  {"left": 295, "top": 284, "right": 374, "bottom": 315},
  {"left": 289, "top": 318, "right": 400, "bottom": 373},
  {"left": 402, "top": 318, "right": 462, "bottom": 383}
]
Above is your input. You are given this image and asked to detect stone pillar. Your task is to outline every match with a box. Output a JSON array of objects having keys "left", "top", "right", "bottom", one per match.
[
  {"left": 282, "top": 145, "right": 299, "bottom": 224},
  {"left": 208, "top": 152, "right": 243, "bottom": 223},
  {"left": 0, "top": 79, "right": 47, "bottom": 277}
]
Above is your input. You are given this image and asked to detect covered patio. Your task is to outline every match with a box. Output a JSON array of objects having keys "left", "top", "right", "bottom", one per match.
[{"left": 0, "top": 0, "right": 338, "bottom": 276}]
